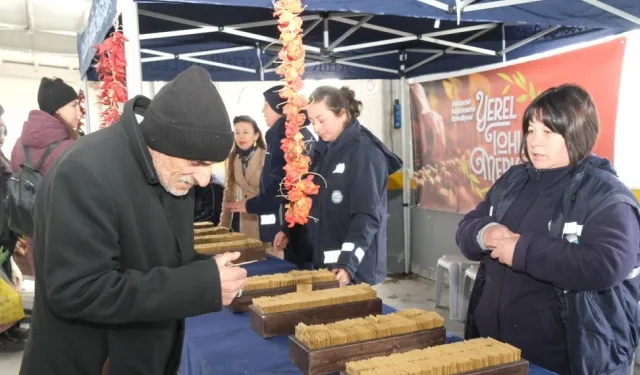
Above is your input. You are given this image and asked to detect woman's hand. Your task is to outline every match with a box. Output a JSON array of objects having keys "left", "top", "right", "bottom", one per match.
[
  {"left": 490, "top": 231, "right": 521, "bottom": 267},
  {"left": 273, "top": 232, "right": 288, "bottom": 252},
  {"left": 226, "top": 200, "right": 248, "bottom": 213},
  {"left": 332, "top": 268, "right": 351, "bottom": 287},
  {"left": 482, "top": 224, "right": 513, "bottom": 249}
]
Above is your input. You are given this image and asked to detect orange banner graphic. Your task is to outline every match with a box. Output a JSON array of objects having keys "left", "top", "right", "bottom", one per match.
[{"left": 410, "top": 37, "right": 626, "bottom": 214}]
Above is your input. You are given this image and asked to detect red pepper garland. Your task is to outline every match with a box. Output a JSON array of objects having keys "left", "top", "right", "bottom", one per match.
[
  {"left": 274, "top": 0, "right": 320, "bottom": 227},
  {"left": 93, "top": 18, "right": 128, "bottom": 128},
  {"left": 77, "top": 89, "right": 86, "bottom": 130}
]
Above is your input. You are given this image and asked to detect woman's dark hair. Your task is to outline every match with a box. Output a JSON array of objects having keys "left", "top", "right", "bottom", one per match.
[
  {"left": 521, "top": 83, "right": 599, "bottom": 167},
  {"left": 225, "top": 115, "right": 266, "bottom": 187},
  {"left": 309, "top": 86, "right": 363, "bottom": 123}
]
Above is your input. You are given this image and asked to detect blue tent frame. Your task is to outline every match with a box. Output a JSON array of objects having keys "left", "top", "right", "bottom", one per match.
[
  {"left": 78, "top": 0, "right": 640, "bottom": 82},
  {"left": 77, "top": 0, "right": 639, "bottom": 274}
]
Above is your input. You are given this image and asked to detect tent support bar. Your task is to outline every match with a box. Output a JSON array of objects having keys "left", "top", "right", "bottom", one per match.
[
  {"left": 221, "top": 28, "right": 321, "bottom": 53},
  {"left": 406, "top": 48, "right": 483, "bottom": 55},
  {"left": 333, "top": 36, "right": 417, "bottom": 53},
  {"left": 140, "top": 46, "right": 256, "bottom": 63},
  {"left": 331, "top": 17, "right": 413, "bottom": 37},
  {"left": 184, "top": 46, "right": 256, "bottom": 58},
  {"left": 328, "top": 15, "right": 374, "bottom": 50},
  {"left": 502, "top": 25, "right": 560, "bottom": 54},
  {"left": 121, "top": 0, "right": 142, "bottom": 99},
  {"left": 421, "top": 36, "right": 496, "bottom": 55},
  {"left": 140, "top": 48, "right": 257, "bottom": 73},
  {"left": 303, "top": 18, "right": 323, "bottom": 37},
  {"left": 339, "top": 49, "right": 400, "bottom": 61},
  {"left": 501, "top": 24, "right": 507, "bottom": 63},
  {"left": 582, "top": 0, "right": 640, "bottom": 26},
  {"left": 180, "top": 56, "right": 256, "bottom": 73},
  {"left": 422, "top": 23, "right": 497, "bottom": 38},
  {"left": 416, "top": 0, "right": 449, "bottom": 11},
  {"left": 335, "top": 61, "right": 398, "bottom": 74},
  {"left": 139, "top": 27, "right": 218, "bottom": 40},
  {"left": 465, "top": 0, "right": 543, "bottom": 12},
  {"left": 323, "top": 17, "right": 330, "bottom": 49},
  {"left": 405, "top": 25, "right": 496, "bottom": 73},
  {"left": 399, "top": 76, "right": 411, "bottom": 274}
]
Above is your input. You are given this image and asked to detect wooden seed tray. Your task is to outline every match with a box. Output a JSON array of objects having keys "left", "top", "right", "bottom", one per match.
[
  {"left": 290, "top": 326, "right": 446, "bottom": 375},
  {"left": 340, "top": 360, "right": 529, "bottom": 375},
  {"left": 249, "top": 298, "right": 383, "bottom": 339},
  {"left": 227, "top": 281, "right": 340, "bottom": 314},
  {"left": 195, "top": 246, "right": 266, "bottom": 263}
]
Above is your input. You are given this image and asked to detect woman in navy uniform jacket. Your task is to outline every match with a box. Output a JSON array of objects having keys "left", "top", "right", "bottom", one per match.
[
  {"left": 456, "top": 84, "right": 640, "bottom": 375},
  {"left": 227, "top": 85, "right": 316, "bottom": 246},
  {"left": 275, "top": 86, "right": 402, "bottom": 286}
]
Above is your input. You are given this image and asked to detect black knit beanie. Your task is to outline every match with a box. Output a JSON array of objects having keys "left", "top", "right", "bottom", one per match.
[
  {"left": 139, "top": 66, "right": 234, "bottom": 162},
  {"left": 37, "top": 77, "right": 78, "bottom": 115},
  {"left": 263, "top": 85, "right": 285, "bottom": 115}
]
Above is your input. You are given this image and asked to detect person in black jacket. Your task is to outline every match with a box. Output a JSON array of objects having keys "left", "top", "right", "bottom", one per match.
[
  {"left": 19, "top": 67, "right": 247, "bottom": 375},
  {"left": 274, "top": 86, "right": 402, "bottom": 286},
  {"left": 456, "top": 84, "right": 640, "bottom": 375},
  {"left": 227, "top": 85, "right": 316, "bottom": 248}
]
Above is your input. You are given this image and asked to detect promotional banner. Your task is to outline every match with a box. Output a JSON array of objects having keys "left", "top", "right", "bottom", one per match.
[{"left": 410, "top": 37, "right": 626, "bottom": 214}]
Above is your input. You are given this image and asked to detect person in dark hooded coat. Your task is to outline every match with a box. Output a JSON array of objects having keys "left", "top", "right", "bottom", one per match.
[{"left": 274, "top": 86, "right": 402, "bottom": 286}]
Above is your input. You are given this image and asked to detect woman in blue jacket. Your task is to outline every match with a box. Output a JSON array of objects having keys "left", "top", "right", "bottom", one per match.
[
  {"left": 456, "top": 84, "right": 640, "bottom": 375},
  {"left": 228, "top": 85, "right": 316, "bottom": 247},
  {"left": 275, "top": 86, "right": 402, "bottom": 286}
]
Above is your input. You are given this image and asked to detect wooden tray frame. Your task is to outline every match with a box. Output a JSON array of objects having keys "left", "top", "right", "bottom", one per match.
[{"left": 249, "top": 298, "right": 383, "bottom": 339}]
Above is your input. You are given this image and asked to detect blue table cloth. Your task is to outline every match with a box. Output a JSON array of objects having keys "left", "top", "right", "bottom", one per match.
[{"left": 180, "top": 256, "right": 558, "bottom": 375}]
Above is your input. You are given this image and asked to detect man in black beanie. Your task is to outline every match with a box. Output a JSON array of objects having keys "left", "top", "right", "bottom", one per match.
[{"left": 20, "top": 66, "right": 247, "bottom": 375}]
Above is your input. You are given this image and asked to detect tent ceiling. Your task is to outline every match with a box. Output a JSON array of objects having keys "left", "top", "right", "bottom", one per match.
[
  {"left": 0, "top": 0, "right": 92, "bottom": 70},
  {"left": 79, "top": 0, "right": 639, "bottom": 81}
]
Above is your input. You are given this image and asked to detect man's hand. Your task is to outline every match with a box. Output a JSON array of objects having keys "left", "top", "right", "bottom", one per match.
[
  {"left": 482, "top": 224, "right": 513, "bottom": 249},
  {"left": 332, "top": 268, "right": 351, "bottom": 287},
  {"left": 490, "top": 232, "right": 521, "bottom": 267},
  {"left": 214, "top": 252, "right": 248, "bottom": 306}
]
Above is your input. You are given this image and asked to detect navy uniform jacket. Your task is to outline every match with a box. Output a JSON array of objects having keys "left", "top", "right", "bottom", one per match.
[
  {"left": 246, "top": 116, "right": 316, "bottom": 243},
  {"left": 307, "top": 120, "right": 402, "bottom": 285},
  {"left": 457, "top": 155, "right": 640, "bottom": 375}
]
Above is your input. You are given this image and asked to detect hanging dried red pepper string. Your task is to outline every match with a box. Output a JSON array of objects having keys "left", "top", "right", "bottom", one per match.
[
  {"left": 77, "top": 89, "right": 86, "bottom": 130},
  {"left": 274, "top": 0, "right": 320, "bottom": 227},
  {"left": 93, "top": 17, "right": 128, "bottom": 128}
]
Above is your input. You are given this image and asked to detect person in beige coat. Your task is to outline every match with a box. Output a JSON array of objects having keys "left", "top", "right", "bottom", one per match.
[{"left": 219, "top": 116, "right": 266, "bottom": 239}]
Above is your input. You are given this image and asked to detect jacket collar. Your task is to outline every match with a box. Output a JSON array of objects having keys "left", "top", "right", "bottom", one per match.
[{"left": 120, "top": 95, "right": 159, "bottom": 185}]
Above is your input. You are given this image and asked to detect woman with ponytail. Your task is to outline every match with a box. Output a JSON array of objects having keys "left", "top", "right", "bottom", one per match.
[{"left": 274, "top": 86, "right": 402, "bottom": 286}]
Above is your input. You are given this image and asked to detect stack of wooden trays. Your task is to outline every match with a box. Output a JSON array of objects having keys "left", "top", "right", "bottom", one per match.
[
  {"left": 343, "top": 337, "right": 528, "bottom": 375},
  {"left": 228, "top": 269, "right": 340, "bottom": 313},
  {"left": 249, "top": 284, "right": 383, "bottom": 338},
  {"left": 193, "top": 223, "right": 266, "bottom": 263},
  {"left": 289, "top": 308, "right": 446, "bottom": 375}
]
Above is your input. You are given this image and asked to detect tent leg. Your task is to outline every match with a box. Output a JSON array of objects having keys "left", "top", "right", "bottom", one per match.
[
  {"left": 83, "top": 79, "right": 92, "bottom": 134},
  {"left": 400, "top": 76, "right": 412, "bottom": 275},
  {"left": 501, "top": 24, "right": 507, "bottom": 63},
  {"left": 120, "top": 0, "right": 143, "bottom": 99}
]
